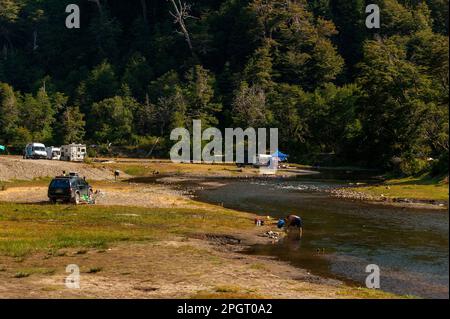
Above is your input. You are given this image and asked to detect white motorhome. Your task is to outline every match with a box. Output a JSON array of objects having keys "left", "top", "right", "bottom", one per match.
[
  {"left": 46, "top": 146, "right": 61, "bottom": 160},
  {"left": 60, "top": 144, "right": 87, "bottom": 162},
  {"left": 23, "top": 143, "right": 47, "bottom": 159}
]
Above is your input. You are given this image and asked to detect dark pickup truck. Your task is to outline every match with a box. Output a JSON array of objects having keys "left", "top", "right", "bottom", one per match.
[{"left": 48, "top": 174, "right": 92, "bottom": 204}]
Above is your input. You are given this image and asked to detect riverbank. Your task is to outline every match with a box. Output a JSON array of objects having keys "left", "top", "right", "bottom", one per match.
[
  {"left": 0, "top": 200, "right": 399, "bottom": 299},
  {"left": 193, "top": 178, "right": 448, "bottom": 298},
  {"left": 97, "top": 158, "right": 448, "bottom": 210},
  {"left": 0, "top": 157, "right": 401, "bottom": 298},
  {"left": 1, "top": 156, "right": 444, "bottom": 298},
  {"left": 329, "top": 175, "right": 448, "bottom": 210}
]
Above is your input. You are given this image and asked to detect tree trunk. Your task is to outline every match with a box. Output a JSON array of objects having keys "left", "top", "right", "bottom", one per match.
[{"left": 167, "top": 0, "right": 196, "bottom": 58}]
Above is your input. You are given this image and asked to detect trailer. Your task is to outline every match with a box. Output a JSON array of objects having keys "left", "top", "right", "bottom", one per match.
[{"left": 60, "top": 144, "right": 87, "bottom": 162}]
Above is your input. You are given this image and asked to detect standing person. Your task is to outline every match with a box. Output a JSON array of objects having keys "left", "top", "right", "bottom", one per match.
[{"left": 277, "top": 214, "right": 303, "bottom": 238}]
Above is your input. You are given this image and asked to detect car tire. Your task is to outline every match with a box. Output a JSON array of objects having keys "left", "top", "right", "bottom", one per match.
[
  {"left": 73, "top": 192, "right": 80, "bottom": 205},
  {"left": 49, "top": 198, "right": 56, "bottom": 204}
]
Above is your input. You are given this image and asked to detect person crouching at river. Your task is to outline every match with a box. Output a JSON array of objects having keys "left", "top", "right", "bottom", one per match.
[{"left": 277, "top": 215, "right": 303, "bottom": 238}]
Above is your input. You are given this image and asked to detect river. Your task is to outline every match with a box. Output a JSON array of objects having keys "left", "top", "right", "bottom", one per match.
[{"left": 193, "top": 178, "right": 449, "bottom": 299}]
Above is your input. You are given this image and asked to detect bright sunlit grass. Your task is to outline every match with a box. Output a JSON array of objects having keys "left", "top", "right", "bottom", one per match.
[
  {"left": 0, "top": 202, "right": 253, "bottom": 257},
  {"left": 349, "top": 175, "right": 449, "bottom": 201}
]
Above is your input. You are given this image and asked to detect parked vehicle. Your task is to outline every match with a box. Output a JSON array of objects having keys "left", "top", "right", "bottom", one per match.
[
  {"left": 46, "top": 146, "right": 61, "bottom": 160},
  {"left": 48, "top": 173, "right": 92, "bottom": 204},
  {"left": 60, "top": 144, "right": 87, "bottom": 162},
  {"left": 252, "top": 154, "right": 272, "bottom": 168},
  {"left": 23, "top": 143, "right": 47, "bottom": 159}
]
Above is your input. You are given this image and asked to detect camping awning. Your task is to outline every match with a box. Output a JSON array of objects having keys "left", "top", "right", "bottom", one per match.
[{"left": 272, "top": 150, "right": 288, "bottom": 161}]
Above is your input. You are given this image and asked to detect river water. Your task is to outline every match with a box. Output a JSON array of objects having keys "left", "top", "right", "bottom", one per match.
[{"left": 194, "top": 178, "right": 449, "bottom": 299}]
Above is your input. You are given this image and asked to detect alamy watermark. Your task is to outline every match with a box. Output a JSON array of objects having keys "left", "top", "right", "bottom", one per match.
[
  {"left": 65, "top": 4, "right": 381, "bottom": 30},
  {"left": 365, "top": 264, "right": 381, "bottom": 289},
  {"left": 65, "top": 264, "right": 80, "bottom": 289},
  {"left": 366, "top": 4, "right": 381, "bottom": 29},
  {"left": 170, "top": 120, "right": 279, "bottom": 174},
  {"left": 65, "top": 4, "right": 80, "bottom": 29}
]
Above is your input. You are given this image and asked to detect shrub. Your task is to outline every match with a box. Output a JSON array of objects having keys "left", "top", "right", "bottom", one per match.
[{"left": 399, "top": 157, "right": 430, "bottom": 176}]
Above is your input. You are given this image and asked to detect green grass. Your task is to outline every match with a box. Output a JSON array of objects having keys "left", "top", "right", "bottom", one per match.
[
  {"left": 349, "top": 174, "right": 449, "bottom": 201},
  {"left": 0, "top": 177, "right": 53, "bottom": 189},
  {"left": 121, "top": 166, "right": 150, "bottom": 176},
  {"left": 0, "top": 202, "right": 253, "bottom": 257},
  {"left": 337, "top": 287, "right": 416, "bottom": 299}
]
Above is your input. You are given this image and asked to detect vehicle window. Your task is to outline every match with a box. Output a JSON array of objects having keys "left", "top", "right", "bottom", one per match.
[
  {"left": 69, "top": 179, "right": 78, "bottom": 187},
  {"left": 72, "top": 178, "right": 82, "bottom": 186},
  {"left": 50, "top": 179, "right": 70, "bottom": 188}
]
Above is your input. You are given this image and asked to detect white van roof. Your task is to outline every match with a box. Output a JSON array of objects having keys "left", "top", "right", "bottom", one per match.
[{"left": 29, "top": 143, "right": 46, "bottom": 147}]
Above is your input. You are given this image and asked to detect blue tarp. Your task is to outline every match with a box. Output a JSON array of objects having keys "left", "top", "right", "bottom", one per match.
[
  {"left": 0, "top": 145, "right": 5, "bottom": 152},
  {"left": 272, "top": 150, "right": 288, "bottom": 161}
]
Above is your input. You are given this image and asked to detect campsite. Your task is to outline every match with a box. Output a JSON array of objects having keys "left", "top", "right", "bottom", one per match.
[
  {"left": 0, "top": 155, "right": 448, "bottom": 298},
  {"left": 0, "top": 0, "right": 448, "bottom": 304}
]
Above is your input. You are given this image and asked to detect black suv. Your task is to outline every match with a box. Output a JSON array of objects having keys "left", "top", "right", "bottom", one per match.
[{"left": 48, "top": 174, "right": 92, "bottom": 204}]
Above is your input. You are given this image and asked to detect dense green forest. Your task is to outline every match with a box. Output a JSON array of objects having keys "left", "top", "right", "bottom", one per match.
[{"left": 0, "top": 0, "right": 448, "bottom": 174}]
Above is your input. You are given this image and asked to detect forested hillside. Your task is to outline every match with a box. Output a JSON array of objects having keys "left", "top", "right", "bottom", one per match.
[{"left": 0, "top": 0, "right": 448, "bottom": 174}]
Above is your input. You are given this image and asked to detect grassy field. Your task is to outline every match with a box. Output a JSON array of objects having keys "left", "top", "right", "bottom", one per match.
[
  {"left": 0, "top": 201, "right": 404, "bottom": 299},
  {"left": 0, "top": 202, "right": 252, "bottom": 257},
  {"left": 94, "top": 161, "right": 248, "bottom": 177},
  {"left": 348, "top": 175, "right": 449, "bottom": 201},
  {"left": 0, "top": 177, "right": 52, "bottom": 189}
]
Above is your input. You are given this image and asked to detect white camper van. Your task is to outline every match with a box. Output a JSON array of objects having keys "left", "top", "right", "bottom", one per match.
[
  {"left": 252, "top": 154, "right": 272, "bottom": 168},
  {"left": 46, "top": 146, "right": 61, "bottom": 160},
  {"left": 60, "top": 144, "right": 87, "bottom": 162},
  {"left": 23, "top": 143, "right": 47, "bottom": 159}
]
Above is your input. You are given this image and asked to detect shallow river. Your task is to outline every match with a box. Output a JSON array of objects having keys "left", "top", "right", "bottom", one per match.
[{"left": 194, "top": 179, "right": 449, "bottom": 299}]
